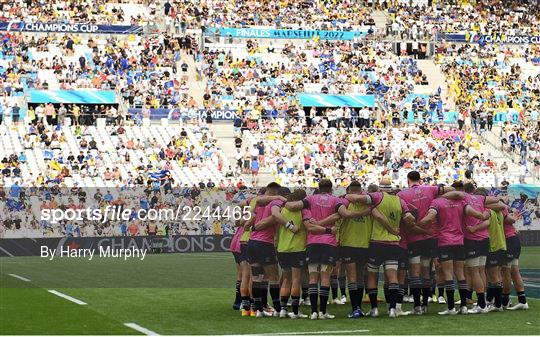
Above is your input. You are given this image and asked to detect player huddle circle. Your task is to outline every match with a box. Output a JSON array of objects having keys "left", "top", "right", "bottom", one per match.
[{"left": 230, "top": 172, "right": 529, "bottom": 319}]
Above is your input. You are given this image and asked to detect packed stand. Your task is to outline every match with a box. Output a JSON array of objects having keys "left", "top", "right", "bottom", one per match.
[
  {"left": 385, "top": 0, "right": 540, "bottom": 40},
  {"left": 0, "top": 31, "right": 200, "bottom": 110},
  {"left": 241, "top": 117, "right": 512, "bottom": 188},
  {"left": 0, "top": 0, "right": 157, "bottom": 25},
  {"left": 166, "top": 0, "right": 376, "bottom": 30},
  {"left": 436, "top": 42, "right": 540, "bottom": 179}
]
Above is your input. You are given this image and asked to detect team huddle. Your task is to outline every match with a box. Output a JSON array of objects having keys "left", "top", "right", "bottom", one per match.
[{"left": 229, "top": 172, "right": 529, "bottom": 319}]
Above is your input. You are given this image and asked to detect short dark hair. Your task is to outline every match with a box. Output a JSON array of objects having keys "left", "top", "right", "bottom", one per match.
[
  {"left": 407, "top": 171, "right": 421, "bottom": 182},
  {"left": 474, "top": 187, "right": 488, "bottom": 196},
  {"left": 367, "top": 184, "right": 379, "bottom": 193},
  {"left": 288, "top": 189, "right": 307, "bottom": 202},
  {"left": 266, "top": 182, "right": 281, "bottom": 195},
  {"left": 266, "top": 182, "right": 281, "bottom": 189},
  {"left": 347, "top": 180, "right": 363, "bottom": 193},
  {"left": 318, "top": 179, "right": 333, "bottom": 193},
  {"left": 278, "top": 187, "right": 291, "bottom": 197},
  {"left": 463, "top": 182, "right": 476, "bottom": 193},
  {"left": 451, "top": 181, "right": 463, "bottom": 190}
]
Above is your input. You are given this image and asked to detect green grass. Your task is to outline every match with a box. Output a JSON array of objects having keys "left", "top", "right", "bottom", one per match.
[{"left": 1, "top": 248, "right": 539, "bottom": 335}]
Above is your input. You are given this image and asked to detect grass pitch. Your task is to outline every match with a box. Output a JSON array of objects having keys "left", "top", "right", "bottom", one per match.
[{"left": 1, "top": 247, "right": 539, "bottom": 335}]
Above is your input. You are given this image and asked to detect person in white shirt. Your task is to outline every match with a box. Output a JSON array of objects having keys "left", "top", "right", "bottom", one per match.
[{"left": 360, "top": 107, "right": 370, "bottom": 128}]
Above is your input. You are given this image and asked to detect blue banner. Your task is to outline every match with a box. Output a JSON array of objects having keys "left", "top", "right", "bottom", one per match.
[
  {"left": 404, "top": 111, "right": 458, "bottom": 124},
  {"left": 438, "top": 33, "right": 540, "bottom": 45},
  {"left": 128, "top": 108, "right": 238, "bottom": 120},
  {"left": 28, "top": 90, "right": 116, "bottom": 104},
  {"left": 0, "top": 21, "right": 142, "bottom": 34},
  {"left": 205, "top": 27, "right": 367, "bottom": 40},
  {"left": 494, "top": 111, "right": 520, "bottom": 123},
  {"left": 298, "top": 94, "right": 375, "bottom": 107}
]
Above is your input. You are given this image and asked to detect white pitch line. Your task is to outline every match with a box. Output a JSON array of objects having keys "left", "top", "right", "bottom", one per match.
[
  {"left": 47, "top": 290, "right": 87, "bottom": 305},
  {"left": 124, "top": 323, "right": 160, "bottom": 336},
  {"left": 8, "top": 273, "right": 30, "bottom": 282},
  {"left": 261, "top": 330, "right": 370, "bottom": 335},
  {"left": 524, "top": 282, "right": 540, "bottom": 288}
]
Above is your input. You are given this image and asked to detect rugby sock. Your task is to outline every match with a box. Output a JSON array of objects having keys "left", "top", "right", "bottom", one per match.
[
  {"left": 438, "top": 287, "right": 445, "bottom": 298},
  {"left": 262, "top": 281, "right": 269, "bottom": 308},
  {"left": 348, "top": 282, "right": 359, "bottom": 312},
  {"left": 234, "top": 280, "right": 241, "bottom": 306},
  {"left": 270, "top": 283, "right": 281, "bottom": 312},
  {"left": 477, "top": 292, "right": 486, "bottom": 309},
  {"left": 409, "top": 276, "right": 422, "bottom": 307},
  {"left": 319, "top": 286, "right": 330, "bottom": 314},
  {"left": 467, "top": 289, "right": 473, "bottom": 301},
  {"left": 252, "top": 281, "right": 263, "bottom": 311},
  {"left": 487, "top": 283, "right": 495, "bottom": 303},
  {"left": 250, "top": 298, "right": 255, "bottom": 311},
  {"left": 517, "top": 291, "right": 527, "bottom": 304},
  {"left": 339, "top": 276, "right": 347, "bottom": 297},
  {"left": 301, "top": 286, "right": 309, "bottom": 301},
  {"left": 458, "top": 280, "right": 468, "bottom": 307},
  {"left": 445, "top": 281, "right": 455, "bottom": 311},
  {"left": 494, "top": 282, "right": 503, "bottom": 308},
  {"left": 422, "top": 278, "right": 432, "bottom": 306},
  {"left": 388, "top": 283, "right": 399, "bottom": 310},
  {"left": 330, "top": 275, "right": 339, "bottom": 299},
  {"left": 357, "top": 282, "right": 365, "bottom": 310},
  {"left": 308, "top": 284, "right": 318, "bottom": 313},
  {"left": 280, "top": 296, "right": 289, "bottom": 311},
  {"left": 398, "top": 284, "right": 405, "bottom": 305},
  {"left": 241, "top": 296, "right": 250, "bottom": 311},
  {"left": 383, "top": 283, "right": 389, "bottom": 303},
  {"left": 368, "top": 288, "right": 378, "bottom": 309},
  {"left": 291, "top": 296, "right": 300, "bottom": 315},
  {"left": 502, "top": 293, "right": 511, "bottom": 307}
]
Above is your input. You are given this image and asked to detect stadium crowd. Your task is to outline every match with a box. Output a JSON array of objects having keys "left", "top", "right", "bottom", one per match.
[
  {"left": 0, "top": 0, "right": 156, "bottom": 25},
  {"left": 386, "top": 0, "right": 540, "bottom": 39},
  {"left": 0, "top": 30, "right": 200, "bottom": 111},
  {"left": 167, "top": 0, "right": 377, "bottom": 30},
  {"left": 0, "top": 0, "right": 539, "bottom": 241}
]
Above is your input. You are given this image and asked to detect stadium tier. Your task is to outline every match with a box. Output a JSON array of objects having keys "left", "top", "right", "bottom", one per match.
[{"left": 0, "top": 0, "right": 540, "bottom": 335}]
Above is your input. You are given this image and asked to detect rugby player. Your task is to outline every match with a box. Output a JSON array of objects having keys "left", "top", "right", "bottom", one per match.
[
  {"left": 262, "top": 188, "right": 341, "bottom": 318},
  {"left": 285, "top": 179, "right": 372, "bottom": 320},
  {"left": 397, "top": 171, "right": 460, "bottom": 314},
  {"left": 485, "top": 206, "right": 508, "bottom": 312},
  {"left": 244, "top": 183, "right": 287, "bottom": 317},
  {"left": 339, "top": 181, "right": 405, "bottom": 318},
  {"left": 499, "top": 202, "right": 529, "bottom": 310},
  {"left": 230, "top": 216, "right": 245, "bottom": 311},
  {"left": 461, "top": 184, "right": 503, "bottom": 313},
  {"left": 345, "top": 180, "right": 416, "bottom": 318},
  {"left": 236, "top": 191, "right": 263, "bottom": 317},
  {"left": 418, "top": 195, "right": 490, "bottom": 315}
]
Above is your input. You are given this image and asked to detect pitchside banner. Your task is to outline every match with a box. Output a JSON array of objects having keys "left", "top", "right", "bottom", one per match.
[
  {"left": 438, "top": 32, "right": 540, "bottom": 45},
  {"left": 0, "top": 21, "right": 143, "bottom": 34},
  {"left": 128, "top": 108, "right": 238, "bottom": 120},
  {"left": 0, "top": 235, "right": 231, "bottom": 257},
  {"left": 205, "top": 27, "right": 367, "bottom": 40}
]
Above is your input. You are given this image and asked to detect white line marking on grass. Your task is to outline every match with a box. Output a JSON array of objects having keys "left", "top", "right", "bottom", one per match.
[
  {"left": 524, "top": 282, "right": 540, "bottom": 288},
  {"left": 47, "top": 290, "right": 87, "bottom": 305},
  {"left": 8, "top": 274, "right": 30, "bottom": 282},
  {"left": 124, "top": 323, "right": 160, "bottom": 336},
  {"left": 260, "top": 330, "right": 370, "bottom": 335}
]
